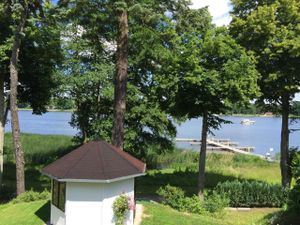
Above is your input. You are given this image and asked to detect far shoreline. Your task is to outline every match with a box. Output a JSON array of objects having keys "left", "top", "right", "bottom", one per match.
[{"left": 17, "top": 108, "right": 300, "bottom": 118}]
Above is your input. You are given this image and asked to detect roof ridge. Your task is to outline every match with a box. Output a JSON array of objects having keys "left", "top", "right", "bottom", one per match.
[
  {"left": 103, "top": 142, "right": 145, "bottom": 173},
  {"left": 61, "top": 143, "right": 93, "bottom": 178},
  {"left": 42, "top": 140, "right": 146, "bottom": 181},
  {"left": 97, "top": 142, "right": 107, "bottom": 180}
]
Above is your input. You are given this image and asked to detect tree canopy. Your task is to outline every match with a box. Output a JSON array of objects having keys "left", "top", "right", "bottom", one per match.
[
  {"left": 164, "top": 7, "right": 260, "bottom": 198},
  {"left": 55, "top": 0, "right": 191, "bottom": 158},
  {"left": 230, "top": 0, "right": 300, "bottom": 188}
]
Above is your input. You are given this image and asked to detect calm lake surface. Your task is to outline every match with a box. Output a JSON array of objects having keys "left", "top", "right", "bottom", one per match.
[{"left": 5, "top": 111, "right": 300, "bottom": 155}]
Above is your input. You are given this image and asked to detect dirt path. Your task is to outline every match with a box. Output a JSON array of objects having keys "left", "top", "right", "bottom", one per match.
[{"left": 134, "top": 204, "right": 144, "bottom": 225}]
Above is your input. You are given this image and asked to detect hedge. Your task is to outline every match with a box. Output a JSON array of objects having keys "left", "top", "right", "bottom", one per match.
[{"left": 214, "top": 180, "right": 288, "bottom": 207}]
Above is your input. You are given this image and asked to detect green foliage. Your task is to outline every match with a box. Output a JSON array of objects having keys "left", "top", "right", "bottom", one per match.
[
  {"left": 290, "top": 101, "right": 300, "bottom": 117},
  {"left": 146, "top": 148, "right": 270, "bottom": 169},
  {"left": 288, "top": 151, "right": 300, "bottom": 210},
  {"left": 204, "top": 192, "right": 229, "bottom": 215},
  {"left": 146, "top": 148, "right": 198, "bottom": 169},
  {"left": 181, "top": 195, "right": 206, "bottom": 214},
  {"left": 227, "top": 103, "right": 264, "bottom": 115},
  {"left": 49, "top": 97, "right": 74, "bottom": 110},
  {"left": 57, "top": 0, "right": 183, "bottom": 158},
  {"left": 0, "top": 1, "right": 63, "bottom": 114},
  {"left": 157, "top": 185, "right": 228, "bottom": 216},
  {"left": 232, "top": 153, "right": 269, "bottom": 167},
  {"left": 11, "top": 190, "right": 50, "bottom": 204},
  {"left": 230, "top": 0, "right": 300, "bottom": 108},
  {"left": 215, "top": 180, "right": 288, "bottom": 207},
  {"left": 157, "top": 184, "right": 185, "bottom": 210},
  {"left": 167, "top": 8, "right": 260, "bottom": 122},
  {"left": 4, "top": 133, "right": 75, "bottom": 164},
  {"left": 112, "top": 194, "right": 129, "bottom": 225}
]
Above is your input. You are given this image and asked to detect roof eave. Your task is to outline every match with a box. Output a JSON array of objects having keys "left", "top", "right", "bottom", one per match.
[{"left": 42, "top": 172, "right": 146, "bottom": 184}]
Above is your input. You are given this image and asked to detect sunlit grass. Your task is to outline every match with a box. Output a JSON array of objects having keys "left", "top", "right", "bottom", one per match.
[
  {"left": 140, "top": 201, "right": 280, "bottom": 225},
  {"left": 0, "top": 200, "right": 49, "bottom": 225}
]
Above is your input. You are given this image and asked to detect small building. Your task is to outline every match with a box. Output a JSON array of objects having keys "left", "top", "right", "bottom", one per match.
[{"left": 42, "top": 140, "right": 146, "bottom": 225}]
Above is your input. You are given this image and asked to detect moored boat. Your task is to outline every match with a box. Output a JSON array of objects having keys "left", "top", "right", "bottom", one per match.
[{"left": 241, "top": 119, "right": 255, "bottom": 125}]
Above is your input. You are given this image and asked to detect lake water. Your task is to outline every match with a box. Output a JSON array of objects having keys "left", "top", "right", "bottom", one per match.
[{"left": 5, "top": 111, "right": 300, "bottom": 155}]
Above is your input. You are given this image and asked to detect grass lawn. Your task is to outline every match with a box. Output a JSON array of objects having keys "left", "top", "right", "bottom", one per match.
[
  {"left": 0, "top": 199, "right": 281, "bottom": 225},
  {"left": 136, "top": 152, "right": 280, "bottom": 196},
  {"left": 140, "top": 201, "right": 280, "bottom": 225},
  {"left": 0, "top": 200, "right": 49, "bottom": 225}
]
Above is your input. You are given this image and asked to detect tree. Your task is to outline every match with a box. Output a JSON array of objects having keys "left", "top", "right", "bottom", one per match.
[
  {"left": 0, "top": 74, "right": 4, "bottom": 190},
  {"left": 0, "top": 0, "right": 14, "bottom": 190},
  {"left": 1, "top": 0, "right": 62, "bottom": 194},
  {"left": 9, "top": 0, "right": 30, "bottom": 195},
  {"left": 230, "top": 0, "right": 300, "bottom": 188},
  {"left": 167, "top": 8, "right": 260, "bottom": 199},
  {"left": 57, "top": 0, "right": 189, "bottom": 158},
  {"left": 112, "top": 1, "right": 129, "bottom": 149}
]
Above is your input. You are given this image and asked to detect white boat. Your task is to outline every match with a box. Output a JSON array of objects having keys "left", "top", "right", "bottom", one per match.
[{"left": 241, "top": 119, "right": 255, "bottom": 125}]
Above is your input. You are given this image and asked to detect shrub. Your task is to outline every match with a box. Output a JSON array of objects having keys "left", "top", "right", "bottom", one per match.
[
  {"left": 113, "top": 194, "right": 129, "bottom": 225},
  {"left": 215, "top": 180, "right": 288, "bottom": 207},
  {"left": 11, "top": 190, "right": 50, "bottom": 204},
  {"left": 181, "top": 195, "right": 206, "bottom": 214},
  {"left": 288, "top": 151, "right": 300, "bottom": 210},
  {"left": 204, "top": 192, "right": 229, "bottom": 214},
  {"left": 157, "top": 184, "right": 185, "bottom": 210},
  {"left": 157, "top": 185, "right": 228, "bottom": 216}
]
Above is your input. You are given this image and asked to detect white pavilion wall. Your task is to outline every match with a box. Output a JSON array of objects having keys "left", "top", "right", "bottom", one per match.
[
  {"left": 65, "top": 178, "right": 134, "bottom": 225},
  {"left": 50, "top": 204, "right": 66, "bottom": 225},
  {"left": 102, "top": 178, "right": 134, "bottom": 225}
]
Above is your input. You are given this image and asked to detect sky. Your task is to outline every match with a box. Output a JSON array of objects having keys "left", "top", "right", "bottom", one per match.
[{"left": 191, "top": 0, "right": 232, "bottom": 26}]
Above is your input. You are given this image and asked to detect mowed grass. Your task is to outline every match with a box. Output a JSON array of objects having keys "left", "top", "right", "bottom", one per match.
[
  {"left": 140, "top": 201, "right": 280, "bottom": 225},
  {"left": 0, "top": 200, "right": 49, "bottom": 225}
]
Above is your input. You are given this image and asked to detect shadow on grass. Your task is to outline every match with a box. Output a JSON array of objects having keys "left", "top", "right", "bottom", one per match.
[
  {"left": 2, "top": 162, "right": 51, "bottom": 193},
  {"left": 135, "top": 169, "right": 257, "bottom": 197},
  {"left": 35, "top": 201, "right": 50, "bottom": 223},
  {"left": 261, "top": 209, "right": 300, "bottom": 225},
  {"left": 2, "top": 141, "right": 78, "bottom": 192}
]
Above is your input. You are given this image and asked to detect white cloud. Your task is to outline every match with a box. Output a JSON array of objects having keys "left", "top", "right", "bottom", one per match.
[
  {"left": 295, "top": 93, "right": 300, "bottom": 101},
  {"left": 190, "top": 0, "right": 232, "bottom": 26}
]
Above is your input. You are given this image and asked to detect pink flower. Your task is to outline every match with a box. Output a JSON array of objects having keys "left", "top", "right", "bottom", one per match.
[{"left": 127, "top": 195, "right": 135, "bottom": 211}]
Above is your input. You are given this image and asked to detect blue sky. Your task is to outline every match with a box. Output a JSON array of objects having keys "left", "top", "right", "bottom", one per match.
[{"left": 191, "top": 0, "right": 232, "bottom": 26}]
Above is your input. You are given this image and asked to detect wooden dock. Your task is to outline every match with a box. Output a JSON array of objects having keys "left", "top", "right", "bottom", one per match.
[{"left": 176, "top": 138, "right": 263, "bottom": 158}]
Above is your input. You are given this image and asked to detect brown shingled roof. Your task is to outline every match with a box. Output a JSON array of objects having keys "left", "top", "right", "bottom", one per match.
[{"left": 42, "top": 141, "right": 146, "bottom": 181}]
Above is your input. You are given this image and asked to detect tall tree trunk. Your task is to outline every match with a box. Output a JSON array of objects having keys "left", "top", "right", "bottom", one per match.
[
  {"left": 4, "top": 96, "right": 10, "bottom": 125},
  {"left": 0, "top": 74, "right": 4, "bottom": 190},
  {"left": 198, "top": 111, "right": 208, "bottom": 199},
  {"left": 112, "top": 3, "right": 129, "bottom": 149},
  {"left": 10, "top": 5, "right": 28, "bottom": 195},
  {"left": 280, "top": 94, "right": 291, "bottom": 188}
]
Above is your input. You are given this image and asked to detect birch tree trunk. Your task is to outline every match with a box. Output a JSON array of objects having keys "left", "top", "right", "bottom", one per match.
[
  {"left": 198, "top": 111, "right": 208, "bottom": 199},
  {"left": 112, "top": 3, "right": 128, "bottom": 149},
  {"left": 9, "top": 5, "right": 28, "bottom": 195},
  {"left": 280, "top": 94, "right": 291, "bottom": 188}
]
